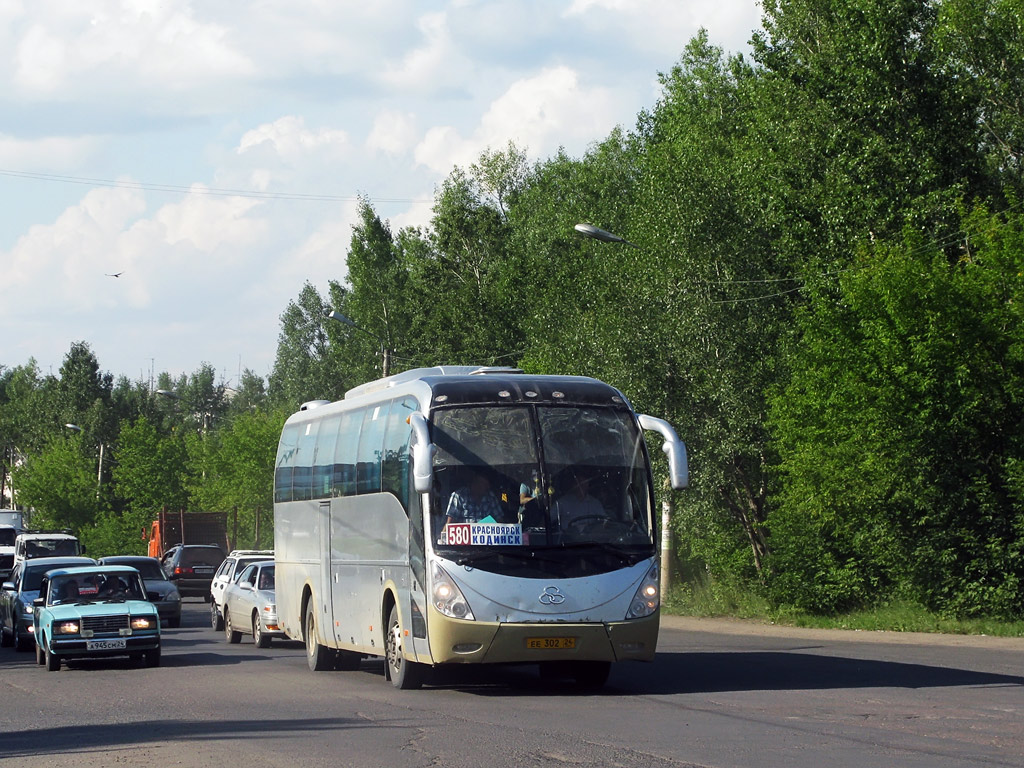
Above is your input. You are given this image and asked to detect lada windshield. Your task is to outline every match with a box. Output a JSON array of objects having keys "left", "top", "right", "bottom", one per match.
[
  {"left": 431, "top": 405, "right": 654, "bottom": 556},
  {"left": 49, "top": 571, "right": 146, "bottom": 605}
]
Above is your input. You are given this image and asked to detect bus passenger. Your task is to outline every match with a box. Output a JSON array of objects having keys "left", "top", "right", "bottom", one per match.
[{"left": 445, "top": 472, "right": 503, "bottom": 526}]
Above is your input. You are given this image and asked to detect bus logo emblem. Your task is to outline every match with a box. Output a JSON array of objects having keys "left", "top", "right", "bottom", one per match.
[{"left": 539, "top": 586, "right": 565, "bottom": 605}]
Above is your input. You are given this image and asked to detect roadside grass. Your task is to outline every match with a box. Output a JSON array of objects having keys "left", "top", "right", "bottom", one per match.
[{"left": 664, "top": 582, "right": 1024, "bottom": 637}]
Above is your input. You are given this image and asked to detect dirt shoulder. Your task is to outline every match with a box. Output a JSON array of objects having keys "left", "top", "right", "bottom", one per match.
[{"left": 660, "top": 613, "right": 1024, "bottom": 651}]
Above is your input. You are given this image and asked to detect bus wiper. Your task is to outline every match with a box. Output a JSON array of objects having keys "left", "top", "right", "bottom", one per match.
[
  {"left": 453, "top": 548, "right": 562, "bottom": 566},
  {"left": 557, "top": 541, "right": 650, "bottom": 565}
]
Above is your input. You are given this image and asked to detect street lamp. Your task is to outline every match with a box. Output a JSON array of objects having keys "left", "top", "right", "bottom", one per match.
[
  {"left": 64, "top": 423, "right": 103, "bottom": 498},
  {"left": 574, "top": 222, "right": 639, "bottom": 248},
  {"left": 574, "top": 222, "right": 678, "bottom": 600},
  {"left": 326, "top": 310, "right": 393, "bottom": 378}
]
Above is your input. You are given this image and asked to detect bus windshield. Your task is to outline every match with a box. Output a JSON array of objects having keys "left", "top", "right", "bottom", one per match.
[{"left": 431, "top": 405, "right": 654, "bottom": 555}]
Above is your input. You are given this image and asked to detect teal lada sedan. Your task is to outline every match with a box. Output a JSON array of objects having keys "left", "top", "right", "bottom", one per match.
[{"left": 32, "top": 565, "right": 161, "bottom": 671}]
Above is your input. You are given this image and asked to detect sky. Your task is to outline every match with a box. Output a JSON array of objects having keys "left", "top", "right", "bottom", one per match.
[{"left": 1, "top": 0, "right": 764, "bottom": 387}]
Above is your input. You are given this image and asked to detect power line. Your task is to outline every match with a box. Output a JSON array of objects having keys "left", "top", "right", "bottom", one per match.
[{"left": 0, "top": 167, "right": 431, "bottom": 204}]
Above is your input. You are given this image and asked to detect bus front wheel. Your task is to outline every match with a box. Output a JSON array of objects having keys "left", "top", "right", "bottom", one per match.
[
  {"left": 305, "top": 601, "right": 334, "bottom": 672},
  {"left": 385, "top": 604, "right": 424, "bottom": 690}
]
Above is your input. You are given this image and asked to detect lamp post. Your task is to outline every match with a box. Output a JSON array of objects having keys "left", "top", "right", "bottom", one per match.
[
  {"left": 575, "top": 222, "right": 675, "bottom": 601},
  {"left": 64, "top": 423, "right": 103, "bottom": 498},
  {"left": 325, "top": 310, "right": 393, "bottom": 378}
]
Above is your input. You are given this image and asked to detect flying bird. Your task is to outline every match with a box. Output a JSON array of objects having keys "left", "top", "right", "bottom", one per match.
[{"left": 106, "top": 272, "right": 123, "bottom": 278}]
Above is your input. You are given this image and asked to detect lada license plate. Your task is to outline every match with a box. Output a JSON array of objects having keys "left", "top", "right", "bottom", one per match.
[
  {"left": 526, "top": 637, "right": 576, "bottom": 650},
  {"left": 86, "top": 638, "right": 127, "bottom": 651},
  {"left": 194, "top": 567, "right": 213, "bottom": 574}
]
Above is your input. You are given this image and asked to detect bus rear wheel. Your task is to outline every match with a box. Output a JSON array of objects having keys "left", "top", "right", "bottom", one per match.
[
  {"left": 305, "top": 601, "right": 334, "bottom": 672},
  {"left": 385, "top": 604, "right": 424, "bottom": 690}
]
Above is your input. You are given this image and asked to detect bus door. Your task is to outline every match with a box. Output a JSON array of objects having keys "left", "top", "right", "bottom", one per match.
[{"left": 318, "top": 500, "right": 336, "bottom": 646}]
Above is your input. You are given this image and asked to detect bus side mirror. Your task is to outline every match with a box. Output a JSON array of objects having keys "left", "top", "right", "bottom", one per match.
[
  {"left": 638, "top": 414, "right": 689, "bottom": 490},
  {"left": 409, "top": 412, "right": 435, "bottom": 493}
]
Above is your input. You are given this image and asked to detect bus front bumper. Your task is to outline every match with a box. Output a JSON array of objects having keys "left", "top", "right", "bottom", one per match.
[{"left": 424, "top": 611, "right": 659, "bottom": 665}]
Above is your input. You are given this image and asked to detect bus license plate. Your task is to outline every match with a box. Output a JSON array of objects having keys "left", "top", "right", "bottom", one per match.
[
  {"left": 526, "top": 637, "right": 576, "bottom": 650},
  {"left": 87, "top": 639, "right": 127, "bottom": 651}
]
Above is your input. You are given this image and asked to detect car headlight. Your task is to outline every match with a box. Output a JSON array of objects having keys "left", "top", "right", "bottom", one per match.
[
  {"left": 58, "top": 621, "right": 80, "bottom": 634},
  {"left": 22, "top": 603, "right": 34, "bottom": 616},
  {"left": 625, "top": 564, "right": 660, "bottom": 619},
  {"left": 166, "top": 591, "right": 181, "bottom": 602},
  {"left": 131, "top": 617, "right": 155, "bottom": 630},
  {"left": 431, "top": 563, "right": 475, "bottom": 620}
]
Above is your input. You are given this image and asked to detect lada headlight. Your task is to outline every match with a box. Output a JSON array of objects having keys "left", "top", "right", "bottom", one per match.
[
  {"left": 167, "top": 590, "right": 181, "bottom": 602},
  {"left": 431, "top": 563, "right": 475, "bottom": 621},
  {"left": 626, "top": 564, "right": 660, "bottom": 619},
  {"left": 131, "top": 617, "right": 155, "bottom": 630},
  {"left": 22, "top": 603, "right": 34, "bottom": 616},
  {"left": 58, "top": 621, "right": 80, "bottom": 634}
]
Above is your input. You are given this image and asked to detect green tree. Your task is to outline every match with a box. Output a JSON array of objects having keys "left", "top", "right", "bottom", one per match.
[
  {"left": 269, "top": 282, "right": 351, "bottom": 406},
  {"left": 769, "top": 208, "right": 1024, "bottom": 616},
  {"left": 12, "top": 434, "right": 100, "bottom": 531},
  {"left": 186, "top": 408, "right": 286, "bottom": 548}
]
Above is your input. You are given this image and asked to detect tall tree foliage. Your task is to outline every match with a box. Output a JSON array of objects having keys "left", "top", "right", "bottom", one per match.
[{"left": 770, "top": 208, "right": 1024, "bottom": 616}]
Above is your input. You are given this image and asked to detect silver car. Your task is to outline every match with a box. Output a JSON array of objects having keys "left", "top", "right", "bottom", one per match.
[
  {"left": 209, "top": 550, "right": 274, "bottom": 631},
  {"left": 222, "top": 560, "right": 282, "bottom": 648}
]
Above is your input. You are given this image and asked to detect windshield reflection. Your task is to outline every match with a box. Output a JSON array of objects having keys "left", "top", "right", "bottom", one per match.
[{"left": 431, "top": 405, "right": 654, "bottom": 553}]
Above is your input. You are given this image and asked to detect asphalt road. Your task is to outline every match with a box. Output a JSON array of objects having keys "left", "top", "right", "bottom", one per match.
[{"left": 1, "top": 602, "right": 1022, "bottom": 767}]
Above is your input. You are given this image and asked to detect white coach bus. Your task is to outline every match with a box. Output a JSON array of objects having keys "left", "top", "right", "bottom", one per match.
[{"left": 273, "top": 366, "right": 687, "bottom": 689}]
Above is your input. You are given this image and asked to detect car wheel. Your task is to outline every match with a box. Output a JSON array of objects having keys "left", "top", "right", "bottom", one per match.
[
  {"left": 385, "top": 604, "right": 424, "bottom": 690},
  {"left": 45, "top": 643, "right": 60, "bottom": 672},
  {"left": 144, "top": 647, "right": 161, "bottom": 667},
  {"left": 211, "top": 601, "right": 223, "bottom": 631},
  {"left": 305, "top": 601, "right": 334, "bottom": 672},
  {"left": 14, "top": 625, "right": 32, "bottom": 652},
  {"left": 254, "top": 614, "right": 272, "bottom": 648},
  {"left": 167, "top": 616, "right": 181, "bottom": 629},
  {"left": 225, "top": 611, "right": 241, "bottom": 644},
  {"left": 0, "top": 625, "right": 13, "bottom": 648}
]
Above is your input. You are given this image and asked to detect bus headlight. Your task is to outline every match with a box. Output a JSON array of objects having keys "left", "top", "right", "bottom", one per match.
[
  {"left": 431, "top": 563, "right": 475, "bottom": 621},
  {"left": 626, "top": 565, "right": 660, "bottom": 619}
]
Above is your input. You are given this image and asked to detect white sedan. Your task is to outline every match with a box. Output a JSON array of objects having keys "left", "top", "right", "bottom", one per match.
[{"left": 222, "top": 560, "right": 282, "bottom": 648}]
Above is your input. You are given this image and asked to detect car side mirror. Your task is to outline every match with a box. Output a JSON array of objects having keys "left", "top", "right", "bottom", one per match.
[
  {"left": 2, "top": 582, "right": 15, "bottom": 591},
  {"left": 638, "top": 414, "right": 689, "bottom": 490},
  {"left": 409, "top": 412, "right": 435, "bottom": 493},
  {"left": 33, "top": 597, "right": 45, "bottom": 607}
]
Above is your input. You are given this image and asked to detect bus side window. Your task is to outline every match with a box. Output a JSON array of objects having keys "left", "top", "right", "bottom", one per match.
[
  {"left": 333, "top": 409, "right": 360, "bottom": 497},
  {"left": 382, "top": 397, "right": 415, "bottom": 510},
  {"left": 356, "top": 403, "right": 389, "bottom": 495},
  {"left": 275, "top": 423, "right": 301, "bottom": 503},
  {"left": 313, "top": 415, "right": 340, "bottom": 500},
  {"left": 293, "top": 421, "right": 318, "bottom": 501}
]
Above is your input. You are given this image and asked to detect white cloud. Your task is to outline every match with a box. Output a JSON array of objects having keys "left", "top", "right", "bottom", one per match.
[
  {"left": 0, "top": 133, "right": 97, "bottom": 167},
  {"left": 238, "top": 116, "right": 351, "bottom": 161},
  {"left": 366, "top": 110, "right": 418, "bottom": 157},
  {"left": 11, "top": 2, "right": 255, "bottom": 98},
  {"left": 378, "top": 11, "right": 468, "bottom": 93},
  {"left": 414, "top": 66, "right": 614, "bottom": 174}
]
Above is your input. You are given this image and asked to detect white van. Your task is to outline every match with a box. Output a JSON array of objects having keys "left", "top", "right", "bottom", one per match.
[{"left": 13, "top": 532, "right": 84, "bottom": 570}]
